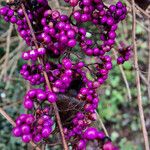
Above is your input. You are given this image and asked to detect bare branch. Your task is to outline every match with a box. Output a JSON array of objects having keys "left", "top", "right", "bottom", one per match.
[
  {"left": 1, "top": 24, "right": 13, "bottom": 80},
  {"left": 131, "top": 1, "right": 150, "bottom": 149},
  {"left": 112, "top": 49, "right": 132, "bottom": 101},
  {"left": 148, "top": 19, "right": 150, "bottom": 100},
  {"left": 96, "top": 111, "right": 109, "bottom": 137}
]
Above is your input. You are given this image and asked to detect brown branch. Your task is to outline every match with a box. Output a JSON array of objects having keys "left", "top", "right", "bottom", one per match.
[
  {"left": 148, "top": 19, "right": 150, "bottom": 100},
  {"left": 135, "top": 3, "right": 150, "bottom": 18},
  {"left": 0, "top": 108, "right": 41, "bottom": 150},
  {"left": 139, "top": 71, "right": 148, "bottom": 86},
  {"left": 41, "top": 143, "right": 46, "bottom": 150},
  {"left": 0, "top": 107, "right": 16, "bottom": 126},
  {"left": 0, "top": 37, "right": 19, "bottom": 48},
  {"left": 127, "top": 0, "right": 150, "bottom": 18},
  {"left": 21, "top": 4, "right": 68, "bottom": 150},
  {"left": 0, "top": 100, "right": 22, "bottom": 109},
  {"left": 128, "top": 13, "right": 150, "bottom": 32},
  {"left": 131, "top": 1, "right": 150, "bottom": 150}
]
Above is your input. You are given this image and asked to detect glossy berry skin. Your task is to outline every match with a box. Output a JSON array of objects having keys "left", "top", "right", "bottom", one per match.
[
  {"left": 76, "top": 139, "right": 86, "bottom": 149},
  {"left": 33, "top": 134, "right": 42, "bottom": 143},
  {"left": 12, "top": 127, "right": 22, "bottom": 137},
  {"left": 47, "top": 92, "right": 57, "bottom": 103},
  {"left": 21, "top": 124, "right": 31, "bottom": 134},
  {"left": 22, "top": 134, "right": 32, "bottom": 143},
  {"left": 68, "top": 39, "right": 76, "bottom": 47},
  {"left": 0, "top": 7, "right": 8, "bottom": 16},
  {"left": 28, "top": 89, "right": 36, "bottom": 98},
  {"left": 62, "top": 58, "right": 72, "bottom": 69},
  {"left": 97, "top": 131, "right": 105, "bottom": 139},
  {"left": 37, "top": 91, "right": 47, "bottom": 101},
  {"left": 19, "top": 114, "right": 27, "bottom": 122},
  {"left": 38, "top": 47, "right": 46, "bottom": 55},
  {"left": 83, "top": 127, "right": 98, "bottom": 140},
  {"left": 69, "top": 0, "right": 78, "bottom": 7},
  {"left": 26, "top": 115, "right": 35, "bottom": 124},
  {"left": 24, "top": 100, "right": 34, "bottom": 109},
  {"left": 41, "top": 127, "right": 52, "bottom": 138},
  {"left": 67, "top": 29, "right": 75, "bottom": 38},
  {"left": 22, "top": 52, "right": 30, "bottom": 60}
]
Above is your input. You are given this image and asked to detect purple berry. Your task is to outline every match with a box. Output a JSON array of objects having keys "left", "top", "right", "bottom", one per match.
[
  {"left": 22, "top": 134, "right": 32, "bottom": 143},
  {"left": 84, "top": 127, "right": 98, "bottom": 140},
  {"left": 21, "top": 124, "right": 31, "bottom": 134},
  {"left": 47, "top": 92, "right": 57, "bottom": 103},
  {"left": 41, "top": 127, "right": 52, "bottom": 138},
  {"left": 12, "top": 127, "right": 22, "bottom": 137},
  {"left": 24, "top": 100, "right": 34, "bottom": 109}
]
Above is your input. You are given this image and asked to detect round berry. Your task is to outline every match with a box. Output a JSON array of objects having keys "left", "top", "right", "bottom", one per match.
[{"left": 47, "top": 92, "right": 57, "bottom": 103}]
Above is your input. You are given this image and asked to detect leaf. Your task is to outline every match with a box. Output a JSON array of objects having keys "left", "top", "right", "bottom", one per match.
[{"left": 123, "top": 62, "right": 132, "bottom": 70}]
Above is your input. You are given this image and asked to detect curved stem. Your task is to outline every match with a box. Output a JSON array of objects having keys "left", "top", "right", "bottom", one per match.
[
  {"left": 96, "top": 111, "right": 109, "bottom": 137},
  {"left": 112, "top": 49, "right": 132, "bottom": 101},
  {"left": 21, "top": 4, "right": 68, "bottom": 150}
]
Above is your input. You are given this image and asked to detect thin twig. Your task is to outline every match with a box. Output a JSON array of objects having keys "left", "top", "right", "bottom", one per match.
[
  {"left": 41, "top": 144, "right": 46, "bottom": 150},
  {"left": 21, "top": 4, "right": 68, "bottom": 150},
  {"left": 139, "top": 71, "right": 148, "bottom": 86},
  {"left": 0, "top": 107, "right": 16, "bottom": 126},
  {"left": 128, "top": 13, "right": 150, "bottom": 32},
  {"left": 0, "top": 108, "right": 41, "bottom": 150},
  {"left": 0, "top": 37, "right": 19, "bottom": 48},
  {"left": 148, "top": 19, "right": 150, "bottom": 100},
  {"left": 4, "top": 42, "right": 22, "bottom": 87},
  {"left": 113, "top": 49, "right": 132, "bottom": 101},
  {"left": 131, "top": 1, "right": 150, "bottom": 150},
  {"left": 0, "top": 41, "right": 25, "bottom": 66},
  {"left": 127, "top": 0, "right": 150, "bottom": 18},
  {"left": 0, "top": 100, "right": 22, "bottom": 109},
  {"left": 5, "top": 41, "right": 25, "bottom": 89},
  {"left": 135, "top": 3, "right": 150, "bottom": 18},
  {"left": 96, "top": 111, "right": 109, "bottom": 137},
  {"left": 2, "top": 24, "right": 13, "bottom": 80}
]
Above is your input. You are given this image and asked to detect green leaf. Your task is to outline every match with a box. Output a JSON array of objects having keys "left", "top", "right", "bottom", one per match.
[{"left": 123, "top": 62, "right": 132, "bottom": 70}]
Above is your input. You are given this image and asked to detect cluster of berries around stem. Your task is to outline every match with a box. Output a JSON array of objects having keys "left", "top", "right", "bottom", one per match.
[{"left": 0, "top": 0, "right": 131, "bottom": 149}]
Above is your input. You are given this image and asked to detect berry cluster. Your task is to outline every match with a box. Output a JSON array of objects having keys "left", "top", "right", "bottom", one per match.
[
  {"left": 74, "top": 127, "right": 106, "bottom": 149},
  {"left": 0, "top": 0, "right": 129, "bottom": 149},
  {"left": 12, "top": 111, "right": 54, "bottom": 143},
  {"left": 22, "top": 47, "right": 46, "bottom": 61},
  {"left": 117, "top": 45, "right": 132, "bottom": 64},
  {"left": 41, "top": 12, "right": 77, "bottom": 48},
  {"left": 20, "top": 64, "right": 45, "bottom": 85},
  {"left": 24, "top": 88, "right": 58, "bottom": 110},
  {"left": 67, "top": 0, "right": 127, "bottom": 58}
]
